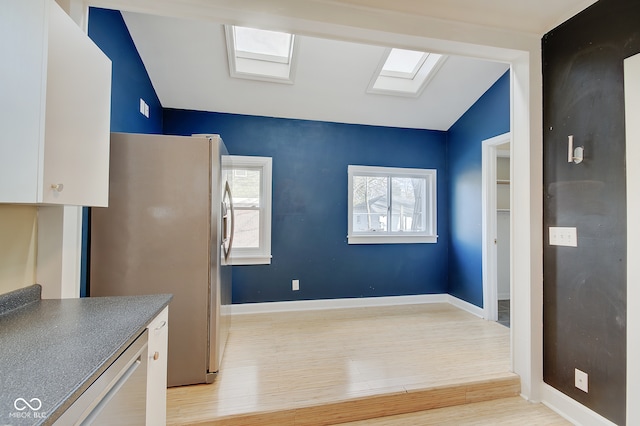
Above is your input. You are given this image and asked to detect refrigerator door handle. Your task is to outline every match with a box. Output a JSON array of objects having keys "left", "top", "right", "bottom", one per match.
[
  {"left": 228, "top": 184, "right": 235, "bottom": 254},
  {"left": 222, "top": 181, "right": 234, "bottom": 262},
  {"left": 222, "top": 203, "right": 229, "bottom": 244}
]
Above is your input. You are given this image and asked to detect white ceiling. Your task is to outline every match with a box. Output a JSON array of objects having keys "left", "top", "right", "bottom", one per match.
[
  {"left": 115, "top": 0, "right": 596, "bottom": 131},
  {"left": 318, "top": 0, "right": 597, "bottom": 35}
]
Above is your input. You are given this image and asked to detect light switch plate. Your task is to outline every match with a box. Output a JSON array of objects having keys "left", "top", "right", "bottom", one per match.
[
  {"left": 549, "top": 227, "right": 577, "bottom": 247},
  {"left": 140, "top": 98, "right": 149, "bottom": 118}
]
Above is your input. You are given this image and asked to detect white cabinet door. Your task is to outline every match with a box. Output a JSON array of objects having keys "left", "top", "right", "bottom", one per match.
[
  {"left": 0, "top": 0, "right": 111, "bottom": 206},
  {"left": 42, "top": 1, "right": 111, "bottom": 206},
  {"left": 0, "top": 0, "right": 47, "bottom": 203},
  {"left": 146, "top": 307, "right": 169, "bottom": 426}
]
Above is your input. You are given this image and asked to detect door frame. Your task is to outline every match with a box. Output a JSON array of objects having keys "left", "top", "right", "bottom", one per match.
[
  {"left": 482, "top": 132, "right": 511, "bottom": 321},
  {"left": 625, "top": 52, "right": 640, "bottom": 424},
  {"left": 75, "top": 0, "right": 545, "bottom": 402}
]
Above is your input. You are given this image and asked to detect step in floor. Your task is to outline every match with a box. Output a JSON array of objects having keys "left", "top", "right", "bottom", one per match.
[
  {"left": 336, "top": 396, "right": 571, "bottom": 425},
  {"left": 182, "top": 374, "right": 521, "bottom": 425}
]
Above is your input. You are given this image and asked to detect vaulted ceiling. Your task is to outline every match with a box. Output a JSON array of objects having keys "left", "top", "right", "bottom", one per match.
[
  {"left": 99, "top": 0, "right": 597, "bottom": 130},
  {"left": 123, "top": 11, "right": 510, "bottom": 131}
]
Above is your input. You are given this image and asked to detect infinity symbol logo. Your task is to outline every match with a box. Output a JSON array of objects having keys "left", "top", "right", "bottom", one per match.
[{"left": 14, "top": 398, "right": 42, "bottom": 411}]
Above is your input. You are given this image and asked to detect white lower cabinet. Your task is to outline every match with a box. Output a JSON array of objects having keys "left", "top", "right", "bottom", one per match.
[{"left": 147, "top": 307, "right": 169, "bottom": 425}]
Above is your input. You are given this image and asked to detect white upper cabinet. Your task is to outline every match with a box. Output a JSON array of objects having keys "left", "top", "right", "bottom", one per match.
[{"left": 0, "top": 0, "right": 112, "bottom": 206}]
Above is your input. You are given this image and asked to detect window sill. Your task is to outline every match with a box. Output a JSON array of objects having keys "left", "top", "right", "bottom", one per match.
[
  {"left": 229, "top": 254, "right": 272, "bottom": 265},
  {"left": 347, "top": 235, "right": 438, "bottom": 244}
]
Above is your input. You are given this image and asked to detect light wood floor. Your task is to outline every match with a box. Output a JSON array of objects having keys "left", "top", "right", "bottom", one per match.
[{"left": 166, "top": 303, "right": 566, "bottom": 425}]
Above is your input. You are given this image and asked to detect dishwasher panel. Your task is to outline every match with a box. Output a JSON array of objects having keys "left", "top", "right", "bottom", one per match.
[{"left": 54, "top": 330, "right": 148, "bottom": 425}]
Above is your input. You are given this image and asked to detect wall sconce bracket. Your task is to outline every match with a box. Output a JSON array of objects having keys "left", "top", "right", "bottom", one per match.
[{"left": 568, "top": 135, "right": 584, "bottom": 164}]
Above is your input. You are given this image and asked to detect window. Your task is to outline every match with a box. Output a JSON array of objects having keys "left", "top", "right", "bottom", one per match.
[
  {"left": 368, "top": 48, "right": 446, "bottom": 97},
  {"left": 223, "top": 156, "right": 273, "bottom": 264},
  {"left": 380, "top": 49, "right": 428, "bottom": 79},
  {"left": 233, "top": 26, "right": 293, "bottom": 63},
  {"left": 348, "top": 165, "right": 437, "bottom": 244},
  {"left": 224, "top": 25, "right": 297, "bottom": 83}
]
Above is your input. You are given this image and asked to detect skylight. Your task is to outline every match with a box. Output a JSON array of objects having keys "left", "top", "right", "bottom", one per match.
[
  {"left": 380, "top": 49, "right": 428, "bottom": 79},
  {"left": 233, "top": 27, "right": 293, "bottom": 63},
  {"left": 225, "top": 25, "right": 297, "bottom": 84},
  {"left": 368, "top": 48, "right": 446, "bottom": 97}
]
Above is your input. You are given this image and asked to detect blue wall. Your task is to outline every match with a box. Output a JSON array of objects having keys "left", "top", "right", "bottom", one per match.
[
  {"left": 88, "top": 8, "right": 162, "bottom": 134},
  {"left": 83, "top": 8, "right": 509, "bottom": 305},
  {"left": 446, "top": 71, "right": 510, "bottom": 306},
  {"left": 164, "top": 110, "right": 449, "bottom": 303},
  {"left": 83, "top": 8, "right": 163, "bottom": 296}
]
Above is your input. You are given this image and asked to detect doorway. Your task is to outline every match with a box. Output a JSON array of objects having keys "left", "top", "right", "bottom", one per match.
[
  {"left": 78, "top": 0, "right": 541, "bottom": 400},
  {"left": 482, "top": 132, "right": 511, "bottom": 325}
]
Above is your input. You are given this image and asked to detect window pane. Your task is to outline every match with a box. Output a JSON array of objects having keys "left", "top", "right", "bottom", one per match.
[
  {"left": 228, "top": 169, "right": 261, "bottom": 208},
  {"left": 233, "top": 209, "right": 260, "bottom": 248},
  {"left": 352, "top": 176, "right": 388, "bottom": 232},
  {"left": 391, "top": 177, "right": 426, "bottom": 232},
  {"left": 234, "top": 26, "right": 292, "bottom": 61},
  {"left": 348, "top": 165, "right": 436, "bottom": 244},
  {"left": 381, "top": 48, "right": 426, "bottom": 77}
]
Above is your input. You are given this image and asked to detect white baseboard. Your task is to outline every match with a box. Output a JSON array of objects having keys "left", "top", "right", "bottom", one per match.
[
  {"left": 229, "top": 293, "right": 488, "bottom": 317},
  {"left": 446, "top": 295, "right": 485, "bottom": 318},
  {"left": 230, "top": 294, "right": 449, "bottom": 315},
  {"left": 541, "top": 383, "right": 616, "bottom": 426}
]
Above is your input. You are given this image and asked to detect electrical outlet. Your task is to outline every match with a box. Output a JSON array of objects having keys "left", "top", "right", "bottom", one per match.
[
  {"left": 575, "top": 368, "right": 588, "bottom": 393},
  {"left": 292, "top": 279, "right": 299, "bottom": 291}
]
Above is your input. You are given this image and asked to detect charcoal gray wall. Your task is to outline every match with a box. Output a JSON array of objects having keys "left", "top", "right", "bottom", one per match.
[{"left": 542, "top": 1, "right": 640, "bottom": 424}]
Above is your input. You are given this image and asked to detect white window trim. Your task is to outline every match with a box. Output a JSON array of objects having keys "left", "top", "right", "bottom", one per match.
[
  {"left": 223, "top": 155, "right": 273, "bottom": 265},
  {"left": 348, "top": 165, "right": 437, "bottom": 244}
]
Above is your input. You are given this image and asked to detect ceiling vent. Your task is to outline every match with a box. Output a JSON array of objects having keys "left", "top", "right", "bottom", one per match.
[
  {"left": 224, "top": 25, "right": 297, "bottom": 84},
  {"left": 368, "top": 48, "right": 447, "bottom": 97}
]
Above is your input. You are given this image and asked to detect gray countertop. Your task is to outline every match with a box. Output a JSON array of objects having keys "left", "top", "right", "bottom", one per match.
[{"left": 0, "top": 285, "right": 171, "bottom": 426}]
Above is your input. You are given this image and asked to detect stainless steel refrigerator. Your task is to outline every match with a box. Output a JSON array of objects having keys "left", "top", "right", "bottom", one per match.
[{"left": 90, "top": 132, "right": 234, "bottom": 387}]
